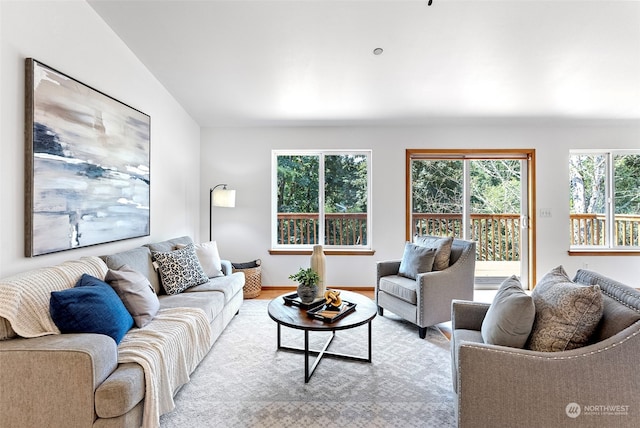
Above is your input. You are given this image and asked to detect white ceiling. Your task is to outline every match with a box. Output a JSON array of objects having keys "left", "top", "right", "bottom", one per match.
[{"left": 88, "top": 0, "right": 640, "bottom": 127}]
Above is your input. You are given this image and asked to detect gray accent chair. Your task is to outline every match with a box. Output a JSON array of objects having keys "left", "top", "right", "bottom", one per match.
[
  {"left": 375, "top": 237, "right": 476, "bottom": 338},
  {"left": 451, "top": 269, "right": 640, "bottom": 428}
]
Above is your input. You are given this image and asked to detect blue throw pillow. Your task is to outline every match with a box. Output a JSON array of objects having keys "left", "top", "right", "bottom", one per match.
[{"left": 50, "top": 274, "right": 134, "bottom": 344}]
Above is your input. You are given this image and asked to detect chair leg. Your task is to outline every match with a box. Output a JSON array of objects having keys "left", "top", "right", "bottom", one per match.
[
  {"left": 418, "top": 326, "right": 427, "bottom": 339},
  {"left": 377, "top": 306, "right": 384, "bottom": 316}
]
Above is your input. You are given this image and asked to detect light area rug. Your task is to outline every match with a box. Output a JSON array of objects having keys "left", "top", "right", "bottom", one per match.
[{"left": 160, "top": 299, "right": 456, "bottom": 428}]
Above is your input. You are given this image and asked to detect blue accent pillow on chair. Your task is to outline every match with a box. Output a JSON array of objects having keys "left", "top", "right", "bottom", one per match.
[{"left": 50, "top": 274, "right": 134, "bottom": 344}]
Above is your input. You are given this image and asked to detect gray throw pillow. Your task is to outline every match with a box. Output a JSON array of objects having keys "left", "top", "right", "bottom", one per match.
[
  {"left": 398, "top": 242, "right": 436, "bottom": 280},
  {"left": 527, "top": 266, "right": 604, "bottom": 352},
  {"left": 151, "top": 244, "right": 209, "bottom": 295},
  {"left": 481, "top": 275, "right": 535, "bottom": 348},
  {"left": 105, "top": 265, "right": 160, "bottom": 328},
  {"left": 414, "top": 235, "right": 453, "bottom": 271}
]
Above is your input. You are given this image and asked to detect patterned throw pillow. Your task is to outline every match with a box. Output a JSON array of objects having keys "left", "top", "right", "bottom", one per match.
[
  {"left": 151, "top": 244, "right": 209, "bottom": 295},
  {"left": 527, "top": 266, "right": 604, "bottom": 352},
  {"left": 398, "top": 242, "right": 437, "bottom": 280},
  {"left": 413, "top": 236, "right": 453, "bottom": 271}
]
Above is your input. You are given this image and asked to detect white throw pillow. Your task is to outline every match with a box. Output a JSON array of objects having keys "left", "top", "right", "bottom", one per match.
[{"left": 177, "top": 241, "right": 223, "bottom": 278}]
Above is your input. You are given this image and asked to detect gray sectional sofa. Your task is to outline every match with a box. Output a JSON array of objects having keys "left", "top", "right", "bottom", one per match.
[{"left": 0, "top": 236, "right": 244, "bottom": 428}]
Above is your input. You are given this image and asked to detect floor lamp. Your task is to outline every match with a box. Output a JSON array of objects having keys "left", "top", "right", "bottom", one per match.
[{"left": 209, "top": 184, "right": 236, "bottom": 241}]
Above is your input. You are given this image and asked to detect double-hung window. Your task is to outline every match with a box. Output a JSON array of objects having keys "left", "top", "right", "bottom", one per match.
[
  {"left": 569, "top": 150, "right": 640, "bottom": 251},
  {"left": 271, "top": 150, "right": 372, "bottom": 253}
]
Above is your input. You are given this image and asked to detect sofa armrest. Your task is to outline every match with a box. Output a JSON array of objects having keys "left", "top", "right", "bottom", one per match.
[
  {"left": 221, "top": 259, "right": 233, "bottom": 276},
  {"left": 412, "top": 267, "right": 476, "bottom": 327},
  {"left": 451, "top": 300, "right": 490, "bottom": 331},
  {"left": 376, "top": 260, "right": 401, "bottom": 283},
  {"left": 0, "top": 333, "right": 118, "bottom": 427},
  {"left": 456, "top": 325, "right": 640, "bottom": 427}
]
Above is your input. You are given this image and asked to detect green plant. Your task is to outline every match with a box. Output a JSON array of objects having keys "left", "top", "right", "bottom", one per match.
[{"left": 288, "top": 267, "right": 320, "bottom": 287}]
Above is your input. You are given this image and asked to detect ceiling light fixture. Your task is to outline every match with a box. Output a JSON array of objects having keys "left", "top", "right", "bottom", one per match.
[{"left": 373, "top": 48, "right": 383, "bottom": 55}]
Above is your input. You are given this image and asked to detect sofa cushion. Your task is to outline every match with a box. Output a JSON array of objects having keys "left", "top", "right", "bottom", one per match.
[
  {"left": 105, "top": 265, "right": 160, "bottom": 328},
  {"left": 158, "top": 291, "right": 225, "bottom": 324},
  {"left": 151, "top": 244, "right": 209, "bottom": 295},
  {"left": 176, "top": 241, "right": 223, "bottom": 278},
  {"left": 414, "top": 235, "right": 453, "bottom": 271},
  {"left": 527, "top": 266, "right": 604, "bottom": 352},
  {"left": 481, "top": 276, "right": 535, "bottom": 348},
  {"left": 185, "top": 273, "right": 245, "bottom": 303},
  {"left": 379, "top": 275, "right": 418, "bottom": 304},
  {"left": 398, "top": 242, "right": 436, "bottom": 280},
  {"left": 50, "top": 274, "right": 134, "bottom": 344}
]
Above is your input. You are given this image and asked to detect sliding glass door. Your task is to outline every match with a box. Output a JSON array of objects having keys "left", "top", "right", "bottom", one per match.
[{"left": 407, "top": 150, "right": 534, "bottom": 289}]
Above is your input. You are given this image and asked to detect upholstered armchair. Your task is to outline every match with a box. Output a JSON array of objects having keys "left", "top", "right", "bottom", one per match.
[
  {"left": 451, "top": 269, "right": 640, "bottom": 428},
  {"left": 375, "top": 236, "right": 476, "bottom": 338}
]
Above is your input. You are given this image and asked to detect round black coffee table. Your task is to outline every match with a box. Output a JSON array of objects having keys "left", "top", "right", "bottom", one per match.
[{"left": 268, "top": 290, "right": 377, "bottom": 383}]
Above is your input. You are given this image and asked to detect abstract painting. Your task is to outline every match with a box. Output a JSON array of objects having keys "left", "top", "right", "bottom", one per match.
[{"left": 25, "top": 59, "right": 150, "bottom": 256}]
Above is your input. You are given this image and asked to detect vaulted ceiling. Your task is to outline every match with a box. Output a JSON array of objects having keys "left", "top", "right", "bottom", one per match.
[{"left": 89, "top": 0, "right": 640, "bottom": 127}]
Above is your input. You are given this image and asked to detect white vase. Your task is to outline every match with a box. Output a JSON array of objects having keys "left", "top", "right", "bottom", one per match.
[{"left": 310, "top": 245, "right": 326, "bottom": 298}]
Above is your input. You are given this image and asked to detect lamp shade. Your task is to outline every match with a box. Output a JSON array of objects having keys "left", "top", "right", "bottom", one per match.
[{"left": 212, "top": 187, "right": 236, "bottom": 208}]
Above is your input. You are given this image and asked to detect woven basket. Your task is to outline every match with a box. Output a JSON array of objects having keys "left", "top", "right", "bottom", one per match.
[{"left": 232, "top": 260, "right": 262, "bottom": 299}]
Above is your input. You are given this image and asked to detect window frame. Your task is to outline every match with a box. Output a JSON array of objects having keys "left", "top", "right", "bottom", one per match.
[
  {"left": 569, "top": 149, "right": 640, "bottom": 254},
  {"left": 270, "top": 149, "right": 373, "bottom": 255}
]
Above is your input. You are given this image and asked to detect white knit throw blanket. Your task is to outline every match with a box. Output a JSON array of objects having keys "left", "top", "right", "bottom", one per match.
[
  {"left": 0, "top": 256, "right": 108, "bottom": 338},
  {"left": 118, "top": 307, "right": 213, "bottom": 428}
]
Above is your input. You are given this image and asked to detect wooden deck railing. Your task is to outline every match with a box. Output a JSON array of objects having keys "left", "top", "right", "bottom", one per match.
[
  {"left": 276, "top": 212, "right": 640, "bottom": 253},
  {"left": 277, "top": 213, "right": 367, "bottom": 246},
  {"left": 570, "top": 213, "right": 640, "bottom": 246},
  {"left": 413, "top": 213, "right": 521, "bottom": 261}
]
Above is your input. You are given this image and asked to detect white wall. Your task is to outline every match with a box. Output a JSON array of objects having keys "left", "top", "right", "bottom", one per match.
[
  {"left": 202, "top": 121, "right": 640, "bottom": 288},
  {"left": 0, "top": 1, "right": 201, "bottom": 278},
  {"left": 2, "top": 2, "right": 639, "bottom": 290}
]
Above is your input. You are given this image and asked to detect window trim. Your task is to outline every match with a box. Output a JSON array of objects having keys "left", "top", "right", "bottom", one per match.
[{"left": 271, "top": 149, "right": 373, "bottom": 253}]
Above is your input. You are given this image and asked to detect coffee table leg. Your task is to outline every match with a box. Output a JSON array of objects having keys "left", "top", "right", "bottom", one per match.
[
  {"left": 277, "top": 323, "right": 281, "bottom": 349},
  {"left": 368, "top": 320, "right": 372, "bottom": 363},
  {"left": 277, "top": 324, "right": 369, "bottom": 383},
  {"left": 304, "top": 330, "right": 310, "bottom": 383}
]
